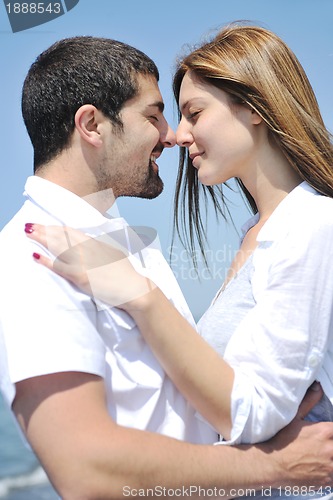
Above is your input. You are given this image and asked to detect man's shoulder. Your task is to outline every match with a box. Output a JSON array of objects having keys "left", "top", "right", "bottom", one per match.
[
  {"left": 1, "top": 199, "right": 59, "bottom": 235},
  {"left": 0, "top": 201, "right": 60, "bottom": 265},
  {"left": 0, "top": 204, "right": 28, "bottom": 248}
]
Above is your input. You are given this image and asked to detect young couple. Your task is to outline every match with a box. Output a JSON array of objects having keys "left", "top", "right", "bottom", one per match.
[{"left": 1, "top": 23, "right": 333, "bottom": 499}]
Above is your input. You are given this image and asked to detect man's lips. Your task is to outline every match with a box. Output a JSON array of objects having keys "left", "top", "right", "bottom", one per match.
[
  {"left": 150, "top": 154, "right": 159, "bottom": 173},
  {"left": 150, "top": 148, "right": 164, "bottom": 173},
  {"left": 151, "top": 148, "right": 163, "bottom": 161}
]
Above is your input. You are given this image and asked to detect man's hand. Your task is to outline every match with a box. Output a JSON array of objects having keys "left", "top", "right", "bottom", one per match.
[{"left": 259, "top": 382, "right": 333, "bottom": 487}]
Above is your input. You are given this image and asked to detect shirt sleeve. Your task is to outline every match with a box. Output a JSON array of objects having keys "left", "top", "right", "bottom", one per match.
[
  {"left": 223, "top": 217, "right": 333, "bottom": 444},
  {"left": 0, "top": 238, "right": 106, "bottom": 407}
]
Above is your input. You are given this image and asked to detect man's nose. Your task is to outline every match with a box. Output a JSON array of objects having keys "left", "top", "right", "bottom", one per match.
[{"left": 161, "top": 125, "right": 176, "bottom": 148}]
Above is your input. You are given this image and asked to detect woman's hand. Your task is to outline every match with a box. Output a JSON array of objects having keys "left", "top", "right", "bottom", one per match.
[{"left": 24, "top": 223, "right": 155, "bottom": 308}]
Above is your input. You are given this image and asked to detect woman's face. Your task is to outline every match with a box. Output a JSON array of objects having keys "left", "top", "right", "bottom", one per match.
[{"left": 176, "top": 71, "right": 262, "bottom": 186}]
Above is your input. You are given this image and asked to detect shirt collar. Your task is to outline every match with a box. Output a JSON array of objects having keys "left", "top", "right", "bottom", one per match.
[
  {"left": 24, "top": 176, "right": 128, "bottom": 236},
  {"left": 241, "top": 182, "right": 319, "bottom": 242}
]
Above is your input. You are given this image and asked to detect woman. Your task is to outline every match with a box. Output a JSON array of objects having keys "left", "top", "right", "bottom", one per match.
[{"left": 25, "top": 23, "right": 333, "bottom": 447}]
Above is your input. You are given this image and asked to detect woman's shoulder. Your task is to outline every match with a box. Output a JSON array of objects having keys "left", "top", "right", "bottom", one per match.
[
  {"left": 297, "top": 188, "right": 333, "bottom": 233},
  {"left": 282, "top": 182, "right": 333, "bottom": 232}
]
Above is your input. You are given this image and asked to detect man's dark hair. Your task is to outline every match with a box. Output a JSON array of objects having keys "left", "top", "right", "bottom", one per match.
[{"left": 21, "top": 36, "right": 159, "bottom": 172}]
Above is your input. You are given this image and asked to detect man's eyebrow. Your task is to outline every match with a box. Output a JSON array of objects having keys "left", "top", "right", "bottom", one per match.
[{"left": 147, "top": 101, "right": 165, "bottom": 113}]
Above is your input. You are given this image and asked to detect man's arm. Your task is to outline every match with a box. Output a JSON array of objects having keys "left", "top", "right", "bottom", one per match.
[{"left": 13, "top": 372, "right": 333, "bottom": 500}]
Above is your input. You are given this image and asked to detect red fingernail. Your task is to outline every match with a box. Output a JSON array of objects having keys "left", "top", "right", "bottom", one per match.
[
  {"left": 25, "top": 223, "right": 34, "bottom": 234},
  {"left": 33, "top": 252, "right": 41, "bottom": 260}
]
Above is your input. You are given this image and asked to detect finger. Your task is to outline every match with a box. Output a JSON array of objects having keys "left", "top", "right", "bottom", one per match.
[
  {"left": 25, "top": 223, "right": 49, "bottom": 247},
  {"left": 25, "top": 223, "right": 86, "bottom": 257},
  {"left": 32, "top": 250, "right": 82, "bottom": 287},
  {"left": 25, "top": 223, "right": 68, "bottom": 256},
  {"left": 296, "top": 381, "right": 323, "bottom": 420},
  {"left": 31, "top": 251, "right": 55, "bottom": 272}
]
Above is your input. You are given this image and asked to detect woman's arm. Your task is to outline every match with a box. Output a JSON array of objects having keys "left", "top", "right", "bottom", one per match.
[
  {"left": 128, "top": 285, "right": 235, "bottom": 438},
  {"left": 25, "top": 223, "right": 235, "bottom": 438},
  {"left": 25, "top": 219, "right": 333, "bottom": 444}
]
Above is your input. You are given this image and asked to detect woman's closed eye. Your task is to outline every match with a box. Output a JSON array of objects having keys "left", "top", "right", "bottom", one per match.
[{"left": 187, "top": 110, "right": 201, "bottom": 122}]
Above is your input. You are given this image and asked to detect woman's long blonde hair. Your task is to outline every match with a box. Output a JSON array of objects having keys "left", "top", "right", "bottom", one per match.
[{"left": 172, "top": 23, "right": 333, "bottom": 260}]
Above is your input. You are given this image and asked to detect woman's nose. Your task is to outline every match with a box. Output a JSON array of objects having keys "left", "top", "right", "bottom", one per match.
[{"left": 176, "top": 121, "right": 192, "bottom": 148}]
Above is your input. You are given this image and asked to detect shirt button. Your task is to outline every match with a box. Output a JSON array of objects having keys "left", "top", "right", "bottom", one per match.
[{"left": 308, "top": 353, "right": 319, "bottom": 368}]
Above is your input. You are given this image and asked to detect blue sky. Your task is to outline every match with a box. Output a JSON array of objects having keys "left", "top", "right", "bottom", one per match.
[{"left": 0, "top": 0, "right": 332, "bottom": 318}]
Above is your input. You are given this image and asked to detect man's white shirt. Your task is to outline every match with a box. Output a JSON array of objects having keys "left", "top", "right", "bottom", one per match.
[{"left": 0, "top": 176, "right": 216, "bottom": 444}]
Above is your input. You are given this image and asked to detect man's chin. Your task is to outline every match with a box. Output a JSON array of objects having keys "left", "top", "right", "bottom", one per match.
[{"left": 118, "top": 182, "right": 164, "bottom": 200}]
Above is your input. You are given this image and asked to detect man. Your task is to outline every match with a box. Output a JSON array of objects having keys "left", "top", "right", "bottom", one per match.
[{"left": 0, "top": 36, "right": 333, "bottom": 499}]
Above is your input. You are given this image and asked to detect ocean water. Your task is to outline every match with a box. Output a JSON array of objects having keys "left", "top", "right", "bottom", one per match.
[{"left": 0, "top": 394, "right": 58, "bottom": 499}]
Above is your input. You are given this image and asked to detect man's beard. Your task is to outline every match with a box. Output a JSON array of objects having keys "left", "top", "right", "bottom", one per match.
[
  {"left": 117, "top": 161, "right": 164, "bottom": 200},
  {"left": 97, "top": 161, "right": 164, "bottom": 200}
]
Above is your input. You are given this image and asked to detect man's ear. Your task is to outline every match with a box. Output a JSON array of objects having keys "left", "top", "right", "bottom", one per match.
[{"left": 74, "top": 105, "right": 104, "bottom": 147}]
